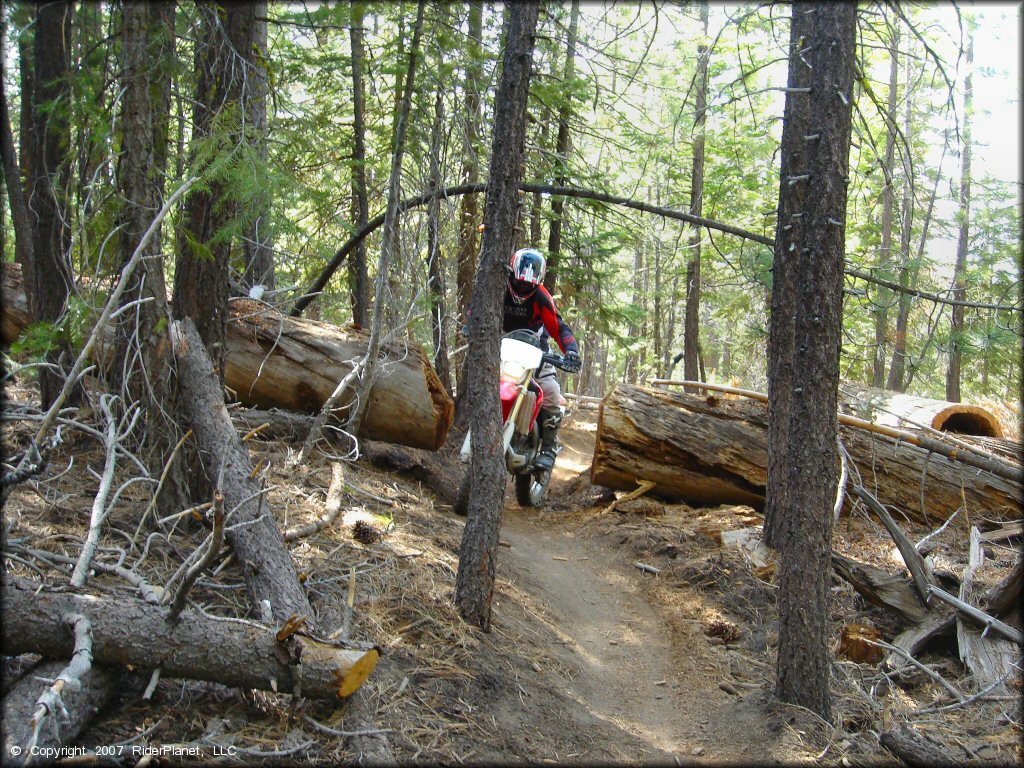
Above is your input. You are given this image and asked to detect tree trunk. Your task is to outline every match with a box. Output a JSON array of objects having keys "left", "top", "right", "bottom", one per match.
[
  {"left": 455, "top": 1, "right": 484, "bottom": 365},
  {"left": 762, "top": 0, "right": 812, "bottom": 549},
  {"left": 768, "top": 1, "right": 856, "bottom": 720},
  {"left": 29, "top": 0, "right": 77, "bottom": 410},
  {"left": 592, "top": 384, "right": 1022, "bottom": 523},
  {"left": 872, "top": 18, "right": 900, "bottom": 389},
  {"left": 454, "top": 1, "right": 540, "bottom": 631},
  {"left": 172, "top": 317, "right": 315, "bottom": 625},
  {"left": 348, "top": 0, "right": 370, "bottom": 327},
  {"left": 683, "top": 0, "right": 709, "bottom": 392},
  {"left": 241, "top": 1, "right": 275, "bottom": 292},
  {"left": 173, "top": 1, "right": 258, "bottom": 374},
  {"left": 1, "top": 579, "right": 378, "bottom": 700},
  {"left": 945, "top": 28, "right": 974, "bottom": 403},
  {"left": 886, "top": 51, "right": 918, "bottom": 393},
  {"left": 544, "top": 0, "right": 579, "bottom": 292},
  {"left": 116, "top": 2, "right": 189, "bottom": 520}
]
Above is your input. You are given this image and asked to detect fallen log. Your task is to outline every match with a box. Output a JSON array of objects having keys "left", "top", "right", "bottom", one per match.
[
  {"left": 173, "top": 318, "right": 314, "bottom": 626},
  {"left": 2, "top": 660, "right": 123, "bottom": 763},
  {"left": 1, "top": 265, "right": 453, "bottom": 451},
  {"left": 226, "top": 299, "right": 453, "bottom": 450},
  {"left": 841, "top": 382, "right": 1004, "bottom": 438},
  {"left": 880, "top": 726, "right": 960, "bottom": 767},
  {"left": 592, "top": 384, "right": 1023, "bottom": 524},
  {"left": 0, "top": 579, "right": 379, "bottom": 700}
]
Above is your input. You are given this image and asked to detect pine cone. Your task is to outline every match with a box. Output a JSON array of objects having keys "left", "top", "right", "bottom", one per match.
[
  {"left": 352, "top": 519, "right": 380, "bottom": 545},
  {"left": 705, "top": 619, "right": 741, "bottom": 644}
]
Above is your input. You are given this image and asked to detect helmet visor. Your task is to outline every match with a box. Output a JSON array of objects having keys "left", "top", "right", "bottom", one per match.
[{"left": 513, "top": 252, "right": 544, "bottom": 285}]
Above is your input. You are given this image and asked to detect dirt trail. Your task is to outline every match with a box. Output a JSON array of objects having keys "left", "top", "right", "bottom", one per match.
[
  {"left": 491, "top": 415, "right": 790, "bottom": 764},
  {"left": 501, "top": 515, "right": 692, "bottom": 760}
]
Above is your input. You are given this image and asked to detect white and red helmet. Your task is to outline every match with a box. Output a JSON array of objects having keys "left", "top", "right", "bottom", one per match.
[{"left": 509, "top": 248, "right": 546, "bottom": 300}]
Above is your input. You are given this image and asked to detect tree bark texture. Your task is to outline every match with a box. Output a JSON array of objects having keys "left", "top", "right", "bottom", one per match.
[
  {"left": 763, "top": 2, "right": 814, "bottom": 550},
  {"left": 768, "top": 2, "right": 857, "bottom": 720},
  {"left": 28, "top": 0, "right": 77, "bottom": 410},
  {"left": 591, "top": 385, "right": 1023, "bottom": 524},
  {"left": 2, "top": 659, "right": 122, "bottom": 763},
  {"left": 172, "top": 317, "right": 315, "bottom": 625},
  {"left": 455, "top": 1, "right": 484, "bottom": 334},
  {"left": 0, "top": 579, "right": 378, "bottom": 700},
  {"left": 454, "top": 1, "right": 541, "bottom": 631}
]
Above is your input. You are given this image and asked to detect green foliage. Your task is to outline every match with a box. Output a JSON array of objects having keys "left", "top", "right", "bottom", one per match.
[{"left": 11, "top": 296, "right": 96, "bottom": 361}]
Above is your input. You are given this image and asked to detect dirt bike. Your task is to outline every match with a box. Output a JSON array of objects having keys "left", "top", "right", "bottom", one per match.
[{"left": 454, "top": 329, "right": 573, "bottom": 516}]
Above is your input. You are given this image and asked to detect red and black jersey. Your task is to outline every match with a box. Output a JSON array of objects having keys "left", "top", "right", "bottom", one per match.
[{"left": 503, "top": 284, "right": 579, "bottom": 355}]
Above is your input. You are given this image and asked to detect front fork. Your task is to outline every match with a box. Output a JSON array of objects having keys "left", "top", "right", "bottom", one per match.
[{"left": 459, "top": 373, "right": 534, "bottom": 465}]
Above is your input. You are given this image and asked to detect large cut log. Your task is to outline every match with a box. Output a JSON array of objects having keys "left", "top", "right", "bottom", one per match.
[
  {"left": 841, "top": 382, "right": 1003, "bottom": 438},
  {"left": 1, "top": 579, "right": 379, "bottom": 700},
  {"left": 592, "top": 384, "right": 1023, "bottom": 524},
  {"left": 1, "top": 265, "right": 453, "bottom": 451},
  {"left": 226, "top": 298, "right": 453, "bottom": 450}
]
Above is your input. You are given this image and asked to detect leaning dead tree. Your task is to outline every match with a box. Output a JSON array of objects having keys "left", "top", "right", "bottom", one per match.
[{"left": 289, "top": 182, "right": 1023, "bottom": 319}]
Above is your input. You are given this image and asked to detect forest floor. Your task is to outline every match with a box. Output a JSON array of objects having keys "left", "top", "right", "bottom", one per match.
[{"left": 2, "top": 387, "right": 1021, "bottom": 766}]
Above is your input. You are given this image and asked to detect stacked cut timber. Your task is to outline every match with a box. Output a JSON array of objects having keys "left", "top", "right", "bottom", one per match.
[{"left": 591, "top": 384, "right": 1022, "bottom": 524}]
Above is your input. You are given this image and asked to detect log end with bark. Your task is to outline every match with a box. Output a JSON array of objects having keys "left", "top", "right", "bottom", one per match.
[
  {"left": 1, "top": 579, "right": 379, "bottom": 700},
  {"left": 226, "top": 299, "right": 454, "bottom": 450},
  {"left": 591, "top": 384, "right": 1023, "bottom": 524},
  {"left": 591, "top": 384, "right": 768, "bottom": 508}
]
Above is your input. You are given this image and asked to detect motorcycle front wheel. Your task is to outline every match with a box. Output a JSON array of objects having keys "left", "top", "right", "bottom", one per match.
[{"left": 515, "top": 470, "right": 550, "bottom": 507}]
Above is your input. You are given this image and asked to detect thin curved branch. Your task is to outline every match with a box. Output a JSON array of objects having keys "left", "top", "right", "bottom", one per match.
[{"left": 291, "top": 182, "right": 1020, "bottom": 318}]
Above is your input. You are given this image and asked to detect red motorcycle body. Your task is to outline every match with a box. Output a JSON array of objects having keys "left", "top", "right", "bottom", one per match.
[{"left": 500, "top": 380, "right": 543, "bottom": 428}]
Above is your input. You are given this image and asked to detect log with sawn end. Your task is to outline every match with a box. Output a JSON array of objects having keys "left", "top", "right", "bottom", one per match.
[
  {"left": 0, "top": 263, "right": 453, "bottom": 452},
  {"left": 591, "top": 384, "right": 1023, "bottom": 524},
  {"left": 0, "top": 579, "right": 379, "bottom": 699}
]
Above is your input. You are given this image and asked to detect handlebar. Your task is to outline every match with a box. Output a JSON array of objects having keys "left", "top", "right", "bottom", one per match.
[{"left": 542, "top": 353, "right": 578, "bottom": 373}]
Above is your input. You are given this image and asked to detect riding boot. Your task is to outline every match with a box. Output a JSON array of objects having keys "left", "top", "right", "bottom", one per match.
[{"left": 533, "top": 409, "right": 562, "bottom": 471}]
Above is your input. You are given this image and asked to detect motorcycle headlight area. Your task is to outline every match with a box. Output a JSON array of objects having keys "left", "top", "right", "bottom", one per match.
[{"left": 500, "top": 338, "right": 544, "bottom": 383}]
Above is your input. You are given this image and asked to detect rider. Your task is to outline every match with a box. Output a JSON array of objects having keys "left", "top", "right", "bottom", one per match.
[{"left": 504, "top": 247, "right": 582, "bottom": 471}]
